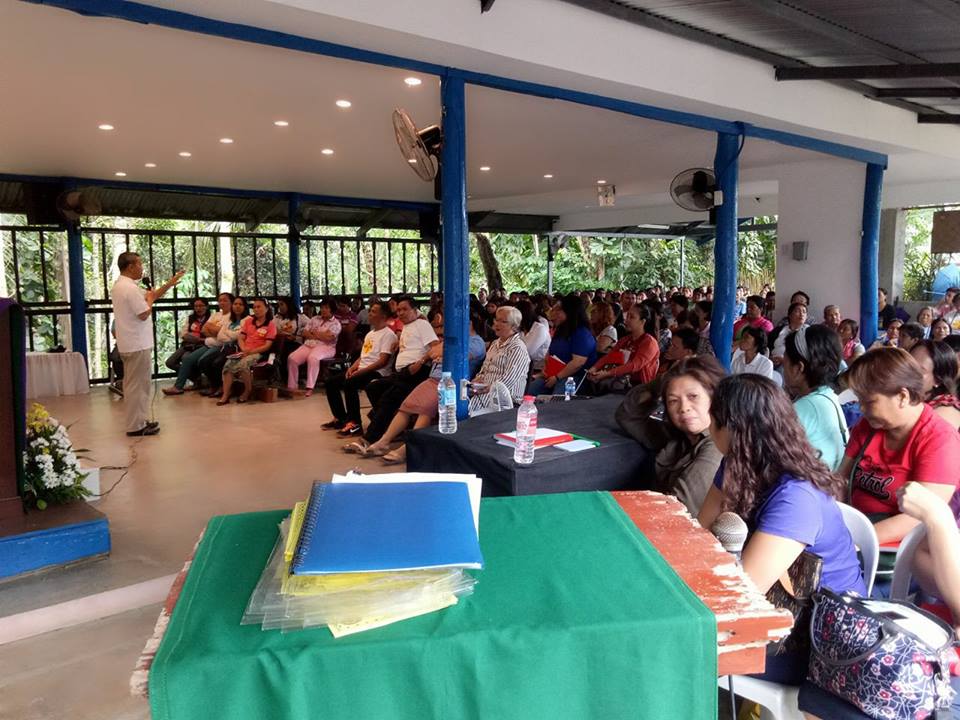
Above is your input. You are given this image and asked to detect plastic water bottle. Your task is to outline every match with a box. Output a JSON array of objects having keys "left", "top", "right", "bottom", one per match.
[
  {"left": 564, "top": 377, "right": 577, "bottom": 401},
  {"left": 438, "top": 372, "right": 458, "bottom": 434},
  {"left": 514, "top": 395, "right": 538, "bottom": 465}
]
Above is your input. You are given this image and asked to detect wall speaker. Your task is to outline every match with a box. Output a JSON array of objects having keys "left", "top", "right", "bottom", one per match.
[{"left": 792, "top": 241, "right": 808, "bottom": 261}]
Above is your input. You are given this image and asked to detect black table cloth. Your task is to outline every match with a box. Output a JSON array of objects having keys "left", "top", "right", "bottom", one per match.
[{"left": 406, "top": 395, "right": 651, "bottom": 496}]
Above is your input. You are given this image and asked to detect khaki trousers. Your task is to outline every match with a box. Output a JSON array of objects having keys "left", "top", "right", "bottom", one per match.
[{"left": 120, "top": 348, "right": 153, "bottom": 433}]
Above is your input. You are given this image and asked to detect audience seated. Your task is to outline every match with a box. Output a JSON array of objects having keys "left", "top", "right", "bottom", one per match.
[
  {"left": 945, "top": 291, "right": 960, "bottom": 333},
  {"left": 870, "top": 316, "right": 902, "bottom": 348},
  {"left": 917, "top": 305, "right": 935, "bottom": 338},
  {"left": 838, "top": 318, "right": 866, "bottom": 363},
  {"left": 323, "top": 300, "right": 397, "bottom": 437},
  {"left": 909, "top": 339, "right": 960, "bottom": 431},
  {"left": 218, "top": 297, "right": 276, "bottom": 405},
  {"left": 163, "top": 292, "right": 232, "bottom": 395},
  {"left": 769, "top": 301, "right": 808, "bottom": 367},
  {"left": 198, "top": 296, "right": 247, "bottom": 397},
  {"left": 273, "top": 296, "right": 307, "bottom": 370},
  {"left": 467, "top": 306, "right": 531, "bottom": 414},
  {"left": 356, "top": 296, "right": 440, "bottom": 445},
  {"left": 840, "top": 348, "right": 960, "bottom": 547},
  {"left": 935, "top": 287, "right": 958, "bottom": 318},
  {"left": 517, "top": 299, "right": 550, "bottom": 373},
  {"left": 286, "top": 299, "right": 342, "bottom": 397},
  {"left": 698, "top": 375, "right": 866, "bottom": 688},
  {"left": 526, "top": 293, "right": 597, "bottom": 396},
  {"left": 932, "top": 316, "right": 953, "bottom": 342},
  {"left": 821, "top": 304, "right": 841, "bottom": 332},
  {"left": 731, "top": 326, "right": 775, "bottom": 379},
  {"left": 165, "top": 297, "right": 210, "bottom": 371},
  {"left": 584, "top": 303, "right": 659, "bottom": 394},
  {"left": 467, "top": 312, "right": 487, "bottom": 377},
  {"left": 781, "top": 325, "right": 848, "bottom": 470}
]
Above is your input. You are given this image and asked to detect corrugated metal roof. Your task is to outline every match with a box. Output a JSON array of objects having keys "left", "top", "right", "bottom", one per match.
[{"left": 564, "top": 0, "right": 960, "bottom": 120}]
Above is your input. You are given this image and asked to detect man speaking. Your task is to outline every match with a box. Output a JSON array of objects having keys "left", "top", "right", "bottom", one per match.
[{"left": 111, "top": 252, "right": 183, "bottom": 436}]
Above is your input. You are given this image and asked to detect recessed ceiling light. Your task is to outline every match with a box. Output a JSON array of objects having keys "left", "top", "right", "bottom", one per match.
[
  {"left": 404, "top": 77, "right": 422, "bottom": 86},
  {"left": 321, "top": 148, "right": 335, "bottom": 155},
  {"left": 480, "top": 166, "right": 491, "bottom": 172},
  {"left": 335, "top": 99, "right": 352, "bottom": 108},
  {"left": 178, "top": 151, "right": 192, "bottom": 158},
  {"left": 98, "top": 123, "right": 115, "bottom": 131},
  {"left": 114, "top": 171, "right": 127, "bottom": 177},
  {"left": 543, "top": 174, "right": 554, "bottom": 179},
  {"left": 408, "top": 158, "right": 418, "bottom": 164},
  {"left": 219, "top": 137, "right": 234, "bottom": 144},
  {"left": 597, "top": 179, "right": 607, "bottom": 184},
  {"left": 144, "top": 162, "right": 157, "bottom": 168},
  {"left": 273, "top": 120, "right": 289, "bottom": 127}
]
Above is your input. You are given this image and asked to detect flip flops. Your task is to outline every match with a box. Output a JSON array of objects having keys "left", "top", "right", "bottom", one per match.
[{"left": 342, "top": 440, "right": 369, "bottom": 454}]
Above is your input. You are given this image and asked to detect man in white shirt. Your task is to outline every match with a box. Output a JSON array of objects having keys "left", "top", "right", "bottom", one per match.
[
  {"left": 355, "top": 296, "right": 439, "bottom": 445},
  {"left": 111, "top": 252, "right": 183, "bottom": 436},
  {"left": 322, "top": 301, "right": 398, "bottom": 436}
]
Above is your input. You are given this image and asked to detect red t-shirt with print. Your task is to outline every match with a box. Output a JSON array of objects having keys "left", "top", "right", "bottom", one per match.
[
  {"left": 240, "top": 317, "right": 277, "bottom": 354},
  {"left": 846, "top": 404, "right": 960, "bottom": 516}
]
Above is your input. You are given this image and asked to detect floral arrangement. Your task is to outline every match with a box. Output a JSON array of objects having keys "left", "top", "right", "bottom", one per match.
[{"left": 22, "top": 403, "right": 90, "bottom": 509}]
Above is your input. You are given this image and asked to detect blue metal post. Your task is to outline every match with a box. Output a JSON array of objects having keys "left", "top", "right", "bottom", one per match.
[
  {"left": 440, "top": 73, "right": 470, "bottom": 419},
  {"left": 288, "top": 194, "right": 302, "bottom": 308},
  {"left": 860, "top": 163, "right": 884, "bottom": 347},
  {"left": 710, "top": 132, "right": 740, "bottom": 370},
  {"left": 65, "top": 222, "right": 88, "bottom": 361}
]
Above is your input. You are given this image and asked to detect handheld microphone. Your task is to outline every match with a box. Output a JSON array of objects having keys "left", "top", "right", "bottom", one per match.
[
  {"left": 141, "top": 276, "right": 153, "bottom": 289},
  {"left": 710, "top": 511, "right": 748, "bottom": 561}
]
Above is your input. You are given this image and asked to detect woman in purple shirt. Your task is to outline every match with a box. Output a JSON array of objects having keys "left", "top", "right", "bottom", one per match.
[{"left": 698, "top": 375, "right": 866, "bottom": 688}]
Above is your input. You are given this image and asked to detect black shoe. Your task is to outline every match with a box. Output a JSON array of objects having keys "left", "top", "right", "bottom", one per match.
[
  {"left": 145, "top": 421, "right": 159, "bottom": 430},
  {"left": 321, "top": 419, "right": 346, "bottom": 430},
  {"left": 127, "top": 425, "right": 160, "bottom": 437}
]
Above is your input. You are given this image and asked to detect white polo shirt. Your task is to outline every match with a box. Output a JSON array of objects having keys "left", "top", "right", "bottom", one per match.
[
  {"left": 395, "top": 316, "right": 438, "bottom": 370},
  {"left": 111, "top": 275, "right": 153, "bottom": 353}
]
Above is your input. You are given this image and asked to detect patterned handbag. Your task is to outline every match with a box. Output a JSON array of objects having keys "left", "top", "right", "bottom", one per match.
[{"left": 808, "top": 588, "right": 957, "bottom": 720}]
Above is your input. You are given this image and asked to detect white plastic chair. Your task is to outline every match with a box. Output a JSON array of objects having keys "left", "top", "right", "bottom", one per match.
[
  {"left": 468, "top": 381, "right": 515, "bottom": 417},
  {"left": 890, "top": 523, "right": 927, "bottom": 600},
  {"left": 718, "top": 505, "right": 880, "bottom": 719},
  {"left": 838, "top": 503, "right": 880, "bottom": 596}
]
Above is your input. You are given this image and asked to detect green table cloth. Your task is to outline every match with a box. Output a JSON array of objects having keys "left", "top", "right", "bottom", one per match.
[{"left": 150, "top": 492, "right": 716, "bottom": 720}]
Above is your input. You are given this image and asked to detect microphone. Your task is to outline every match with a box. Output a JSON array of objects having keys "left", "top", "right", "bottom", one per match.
[
  {"left": 141, "top": 276, "right": 153, "bottom": 289},
  {"left": 710, "top": 511, "right": 748, "bottom": 561}
]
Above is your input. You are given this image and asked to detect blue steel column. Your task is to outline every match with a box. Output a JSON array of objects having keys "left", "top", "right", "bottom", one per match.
[
  {"left": 710, "top": 132, "right": 740, "bottom": 370},
  {"left": 288, "top": 194, "right": 302, "bottom": 308},
  {"left": 66, "top": 222, "right": 88, "bottom": 361},
  {"left": 860, "top": 163, "right": 884, "bottom": 348},
  {"left": 440, "top": 73, "right": 469, "bottom": 419}
]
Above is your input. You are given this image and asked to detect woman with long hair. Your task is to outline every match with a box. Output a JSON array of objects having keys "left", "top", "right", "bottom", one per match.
[
  {"left": 781, "top": 325, "right": 848, "bottom": 470},
  {"left": 199, "top": 296, "right": 247, "bottom": 397},
  {"left": 838, "top": 318, "right": 865, "bottom": 363},
  {"left": 909, "top": 339, "right": 960, "bottom": 431},
  {"left": 526, "top": 293, "right": 597, "bottom": 396},
  {"left": 698, "top": 375, "right": 865, "bottom": 686},
  {"left": 517, "top": 299, "right": 550, "bottom": 372},
  {"left": 730, "top": 325, "right": 774, "bottom": 379},
  {"left": 932, "top": 316, "right": 953, "bottom": 343},
  {"left": 286, "top": 298, "right": 341, "bottom": 397},
  {"left": 589, "top": 301, "right": 618, "bottom": 355},
  {"left": 164, "top": 292, "right": 232, "bottom": 395},
  {"left": 219, "top": 297, "right": 276, "bottom": 404},
  {"left": 584, "top": 303, "right": 659, "bottom": 394},
  {"left": 164, "top": 297, "right": 211, "bottom": 372}
]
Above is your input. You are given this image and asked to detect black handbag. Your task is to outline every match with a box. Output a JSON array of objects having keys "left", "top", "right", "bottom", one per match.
[{"left": 765, "top": 549, "right": 823, "bottom": 656}]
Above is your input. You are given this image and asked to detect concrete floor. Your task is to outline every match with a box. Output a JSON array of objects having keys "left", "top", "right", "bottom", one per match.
[{"left": 0, "top": 383, "right": 388, "bottom": 719}]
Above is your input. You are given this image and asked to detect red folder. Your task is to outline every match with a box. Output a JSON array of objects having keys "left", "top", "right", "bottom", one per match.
[{"left": 544, "top": 355, "right": 566, "bottom": 378}]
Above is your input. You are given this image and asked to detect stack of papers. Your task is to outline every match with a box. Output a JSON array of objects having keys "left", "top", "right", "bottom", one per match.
[{"left": 242, "top": 472, "right": 483, "bottom": 637}]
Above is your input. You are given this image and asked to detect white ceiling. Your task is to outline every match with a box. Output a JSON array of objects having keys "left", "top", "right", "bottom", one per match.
[{"left": 2, "top": 0, "right": 958, "bottom": 226}]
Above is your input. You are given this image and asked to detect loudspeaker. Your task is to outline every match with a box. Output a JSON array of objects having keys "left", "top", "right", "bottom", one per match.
[
  {"left": 792, "top": 241, "right": 808, "bottom": 261},
  {"left": 22, "top": 183, "right": 64, "bottom": 226}
]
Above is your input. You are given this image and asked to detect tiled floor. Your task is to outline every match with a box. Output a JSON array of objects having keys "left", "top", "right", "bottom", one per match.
[{"left": 1, "top": 383, "right": 390, "bottom": 719}]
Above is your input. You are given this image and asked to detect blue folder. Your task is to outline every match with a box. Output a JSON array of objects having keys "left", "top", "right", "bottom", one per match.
[{"left": 291, "top": 481, "right": 484, "bottom": 575}]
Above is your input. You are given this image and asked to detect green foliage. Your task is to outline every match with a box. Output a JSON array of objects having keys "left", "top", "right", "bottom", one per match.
[{"left": 902, "top": 208, "right": 947, "bottom": 302}]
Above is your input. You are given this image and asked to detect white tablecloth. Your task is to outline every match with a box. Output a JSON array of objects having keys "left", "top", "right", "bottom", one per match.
[{"left": 26, "top": 352, "right": 90, "bottom": 399}]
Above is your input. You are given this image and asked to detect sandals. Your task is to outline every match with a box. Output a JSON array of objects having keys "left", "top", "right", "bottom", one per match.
[
  {"left": 360, "top": 445, "right": 389, "bottom": 458},
  {"left": 162, "top": 387, "right": 184, "bottom": 396},
  {"left": 380, "top": 448, "right": 406, "bottom": 465},
  {"left": 342, "top": 440, "right": 370, "bottom": 454},
  {"left": 216, "top": 398, "right": 230, "bottom": 406}
]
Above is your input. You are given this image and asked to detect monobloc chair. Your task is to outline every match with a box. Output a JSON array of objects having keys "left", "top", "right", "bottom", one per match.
[
  {"left": 719, "top": 503, "right": 881, "bottom": 720},
  {"left": 890, "top": 523, "right": 927, "bottom": 601}
]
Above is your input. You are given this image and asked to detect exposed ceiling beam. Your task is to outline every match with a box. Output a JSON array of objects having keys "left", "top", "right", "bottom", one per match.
[
  {"left": 557, "top": 0, "right": 930, "bottom": 116},
  {"left": 917, "top": 114, "right": 960, "bottom": 124},
  {"left": 874, "top": 87, "right": 960, "bottom": 98},
  {"left": 243, "top": 199, "right": 285, "bottom": 232},
  {"left": 356, "top": 208, "right": 391, "bottom": 237},
  {"left": 914, "top": 0, "right": 960, "bottom": 24},
  {"left": 777, "top": 63, "right": 960, "bottom": 81}
]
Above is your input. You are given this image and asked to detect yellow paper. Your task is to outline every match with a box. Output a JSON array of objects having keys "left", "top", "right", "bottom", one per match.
[
  {"left": 283, "top": 501, "right": 308, "bottom": 563},
  {"left": 327, "top": 594, "right": 458, "bottom": 638}
]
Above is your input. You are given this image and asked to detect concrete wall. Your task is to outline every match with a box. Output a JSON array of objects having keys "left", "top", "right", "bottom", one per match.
[{"left": 775, "top": 159, "right": 866, "bottom": 322}]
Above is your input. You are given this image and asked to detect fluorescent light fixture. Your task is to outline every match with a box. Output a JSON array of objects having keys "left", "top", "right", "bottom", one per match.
[
  {"left": 98, "top": 124, "right": 115, "bottom": 131},
  {"left": 404, "top": 77, "right": 422, "bottom": 86},
  {"left": 335, "top": 99, "right": 352, "bottom": 108},
  {"left": 114, "top": 171, "right": 127, "bottom": 177},
  {"left": 273, "top": 120, "right": 289, "bottom": 127},
  {"left": 543, "top": 174, "right": 554, "bottom": 179},
  {"left": 408, "top": 158, "right": 418, "bottom": 164},
  {"left": 144, "top": 163, "right": 157, "bottom": 168},
  {"left": 321, "top": 148, "right": 334, "bottom": 155},
  {"left": 219, "top": 137, "right": 234, "bottom": 144},
  {"left": 178, "top": 151, "right": 192, "bottom": 157},
  {"left": 480, "top": 166, "right": 491, "bottom": 172}
]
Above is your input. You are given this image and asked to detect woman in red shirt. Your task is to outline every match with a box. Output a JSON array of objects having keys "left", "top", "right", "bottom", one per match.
[
  {"left": 585, "top": 304, "right": 659, "bottom": 393},
  {"left": 218, "top": 297, "right": 277, "bottom": 405},
  {"left": 840, "top": 348, "right": 960, "bottom": 545}
]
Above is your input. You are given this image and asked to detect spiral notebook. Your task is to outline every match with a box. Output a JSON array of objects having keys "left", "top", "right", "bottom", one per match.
[{"left": 291, "top": 481, "right": 484, "bottom": 575}]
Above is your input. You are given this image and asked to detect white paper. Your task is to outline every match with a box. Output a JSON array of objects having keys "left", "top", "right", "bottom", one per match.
[
  {"left": 332, "top": 471, "right": 482, "bottom": 537},
  {"left": 555, "top": 439, "right": 596, "bottom": 453},
  {"left": 495, "top": 427, "right": 570, "bottom": 444}
]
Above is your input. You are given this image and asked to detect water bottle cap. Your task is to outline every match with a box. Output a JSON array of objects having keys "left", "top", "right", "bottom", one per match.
[
  {"left": 522, "top": 395, "right": 535, "bottom": 402},
  {"left": 441, "top": 371, "right": 452, "bottom": 377}
]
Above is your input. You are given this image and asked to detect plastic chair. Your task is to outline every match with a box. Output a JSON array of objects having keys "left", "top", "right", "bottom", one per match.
[
  {"left": 838, "top": 503, "right": 880, "bottom": 596},
  {"left": 718, "top": 677, "right": 802, "bottom": 720},
  {"left": 468, "top": 381, "right": 515, "bottom": 417},
  {"left": 890, "top": 523, "right": 927, "bottom": 600}
]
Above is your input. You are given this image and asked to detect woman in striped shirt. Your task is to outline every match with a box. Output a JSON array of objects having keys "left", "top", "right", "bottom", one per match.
[{"left": 469, "top": 305, "right": 531, "bottom": 414}]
